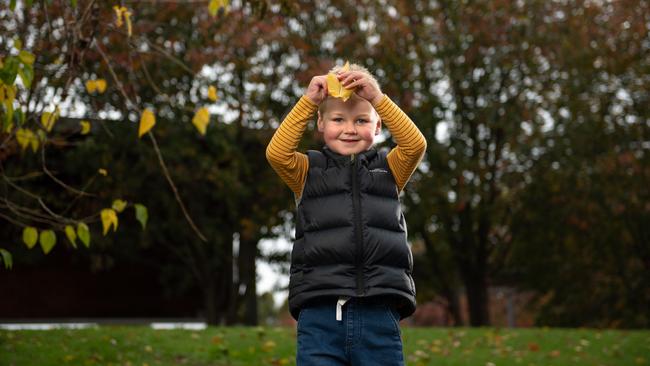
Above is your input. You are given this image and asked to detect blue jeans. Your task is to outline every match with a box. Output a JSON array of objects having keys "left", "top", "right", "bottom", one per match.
[{"left": 296, "top": 296, "right": 405, "bottom": 365}]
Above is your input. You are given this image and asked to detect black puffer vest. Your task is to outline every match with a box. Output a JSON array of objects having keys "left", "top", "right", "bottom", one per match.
[{"left": 288, "top": 146, "right": 416, "bottom": 321}]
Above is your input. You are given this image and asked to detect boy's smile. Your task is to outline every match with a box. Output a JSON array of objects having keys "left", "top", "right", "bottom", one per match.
[{"left": 317, "top": 94, "right": 381, "bottom": 156}]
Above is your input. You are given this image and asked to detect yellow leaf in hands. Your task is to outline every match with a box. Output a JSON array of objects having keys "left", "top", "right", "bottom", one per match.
[
  {"left": 192, "top": 107, "right": 210, "bottom": 136},
  {"left": 100, "top": 208, "right": 119, "bottom": 236},
  {"left": 208, "top": 86, "right": 218, "bottom": 102},
  {"left": 138, "top": 108, "right": 155, "bottom": 138},
  {"left": 326, "top": 61, "right": 353, "bottom": 102},
  {"left": 80, "top": 120, "right": 91, "bottom": 135}
]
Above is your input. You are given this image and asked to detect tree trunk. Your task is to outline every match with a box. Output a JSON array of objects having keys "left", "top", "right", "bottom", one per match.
[
  {"left": 203, "top": 278, "right": 220, "bottom": 325},
  {"left": 239, "top": 236, "right": 259, "bottom": 325},
  {"left": 465, "top": 271, "right": 490, "bottom": 326},
  {"left": 421, "top": 231, "right": 465, "bottom": 326},
  {"left": 445, "top": 287, "right": 464, "bottom": 326}
]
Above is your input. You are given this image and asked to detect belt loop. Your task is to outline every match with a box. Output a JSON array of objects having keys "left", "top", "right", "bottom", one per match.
[{"left": 336, "top": 296, "right": 351, "bottom": 321}]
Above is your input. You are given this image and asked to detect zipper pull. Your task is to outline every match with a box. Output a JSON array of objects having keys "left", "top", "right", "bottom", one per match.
[{"left": 350, "top": 153, "right": 355, "bottom": 164}]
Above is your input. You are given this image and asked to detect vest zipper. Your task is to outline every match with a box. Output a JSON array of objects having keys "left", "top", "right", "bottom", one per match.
[{"left": 351, "top": 153, "right": 364, "bottom": 296}]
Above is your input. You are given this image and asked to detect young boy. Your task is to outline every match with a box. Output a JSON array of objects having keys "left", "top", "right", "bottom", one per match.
[{"left": 266, "top": 63, "right": 426, "bottom": 365}]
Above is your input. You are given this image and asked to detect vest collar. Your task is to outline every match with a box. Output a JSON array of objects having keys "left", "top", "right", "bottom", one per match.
[{"left": 322, "top": 146, "right": 378, "bottom": 166}]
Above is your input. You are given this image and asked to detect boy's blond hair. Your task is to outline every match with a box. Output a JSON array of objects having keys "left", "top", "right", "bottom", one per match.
[{"left": 319, "top": 62, "right": 379, "bottom": 114}]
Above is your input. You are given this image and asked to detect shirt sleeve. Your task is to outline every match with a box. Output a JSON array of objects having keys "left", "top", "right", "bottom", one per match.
[
  {"left": 265, "top": 96, "right": 318, "bottom": 198},
  {"left": 374, "top": 95, "right": 427, "bottom": 192}
]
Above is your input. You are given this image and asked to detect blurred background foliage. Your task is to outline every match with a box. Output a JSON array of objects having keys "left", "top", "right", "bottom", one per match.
[{"left": 0, "top": 0, "right": 648, "bottom": 328}]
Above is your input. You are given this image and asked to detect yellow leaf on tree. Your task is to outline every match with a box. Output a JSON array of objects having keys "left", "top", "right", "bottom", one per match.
[
  {"left": 101, "top": 208, "right": 119, "bottom": 236},
  {"left": 326, "top": 61, "right": 353, "bottom": 102},
  {"left": 98, "top": 168, "right": 108, "bottom": 176},
  {"left": 80, "top": 120, "right": 91, "bottom": 135},
  {"left": 86, "top": 79, "right": 106, "bottom": 94},
  {"left": 23, "top": 226, "right": 38, "bottom": 249},
  {"left": 208, "top": 86, "right": 218, "bottom": 102},
  {"left": 208, "top": 0, "right": 229, "bottom": 16},
  {"left": 139, "top": 108, "right": 156, "bottom": 138},
  {"left": 113, "top": 6, "right": 133, "bottom": 37},
  {"left": 77, "top": 222, "right": 91, "bottom": 248},
  {"left": 39, "top": 230, "right": 56, "bottom": 255},
  {"left": 124, "top": 9, "right": 133, "bottom": 37},
  {"left": 65, "top": 225, "right": 77, "bottom": 248},
  {"left": 113, "top": 5, "right": 125, "bottom": 27},
  {"left": 192, "top": 107, "right": 210, "bottom": 136},
  {"left": 96, "top": 79, "right": 107, "bottom": 93},
  {"left": 85, "top": 79, "right": 97, "bottom": 93},
  {"left": 18, "top": 50, "right": 35, "bottom": 65},
  {"left": 112, "top": 199, "right": 127, "bottom": 213},
  {"left": 15, "top": 128, "right": 34, "bottom": 151},
  {"left": 41, "top": 107, "right": 60, "bottom": 132},
  {"left": 30, "top": 133, "right": 40, "bottom": 152}
]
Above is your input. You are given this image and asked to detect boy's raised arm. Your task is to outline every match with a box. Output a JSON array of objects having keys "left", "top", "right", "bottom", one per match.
[
  {"left": 338, "top": 70, "right": 427, "bottom": 192},
  {"left": 374, "top": 96, "right": 427, "bottom": 192},
  {"left": 266, "top": 75, "right": 328, "bottom": 198},
  {"left": 265, "top": 96, "right": 317, "bottom": 198}
]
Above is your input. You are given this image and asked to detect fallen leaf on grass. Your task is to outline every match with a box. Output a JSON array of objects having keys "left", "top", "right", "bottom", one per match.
[{"left": 549, "top": 349, "right": 561, "bottom": 357}]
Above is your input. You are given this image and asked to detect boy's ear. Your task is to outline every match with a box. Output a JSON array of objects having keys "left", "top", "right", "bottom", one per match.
[
  {"left": 375, "top": 119, "right": 382, "bottom": 135},
  {"left": 317, "top": 111, "right": 324, "bottom": 132}
]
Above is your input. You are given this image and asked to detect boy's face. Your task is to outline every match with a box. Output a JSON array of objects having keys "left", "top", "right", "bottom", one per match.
[{"left": 317, "top": 95, "right": 381, "bottom": 156}]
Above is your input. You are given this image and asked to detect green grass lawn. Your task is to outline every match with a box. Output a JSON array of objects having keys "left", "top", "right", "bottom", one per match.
[{"left": 1, "top": 325, "right": 648, "bottom": 365}]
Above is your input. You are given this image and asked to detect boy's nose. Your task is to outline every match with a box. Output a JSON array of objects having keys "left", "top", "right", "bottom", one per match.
[{"left": 343, "top": 121, "right": 357, "bottom": 134}]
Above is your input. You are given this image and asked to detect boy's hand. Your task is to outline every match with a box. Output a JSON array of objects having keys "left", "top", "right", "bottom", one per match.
[
  {"left": 305, "top": 75, "right": 329, "bottom": 105},
  {"left": 338, "top": 71, "right": 384, "bottom": 106}
]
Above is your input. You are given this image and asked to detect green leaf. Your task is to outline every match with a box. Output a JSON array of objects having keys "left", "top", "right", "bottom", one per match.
[
  {"left": 4, "top": 104, "right": 14, "bottom": 132},
  {"left": 134, "top": 203, "right": 148, "bottom": 230},
  {"left": 26, "top": 0, "right": 33, "bottom": 7},
  {"left": 0, "top": 248, "right": 12, "bottom": 269},
  {"left": 22, "top": 226, "right": 38, "bottom": 249},
  {"left": 10, "top": 0, "right": 16, "bottom": 11},
  {"left": 18, "top": 50, "right": 34, "bottom": 65},
  {"left": 70, "top": 0, "right": 77, "bottom": 8},
  {"left": 13, "top": 107, "right": 25, "bottom": 126},
  {"left": 112, "top": 199, "right": 127, "bottom": 213},
  {"left": 18, "top": 64, "right": 33, "bottom": 88},
  {"left": 65, "top": 225, "right": 77, "bottom": 248},
  {"left": 39, "top": 230, "right": 56, "bottom": 254},
  {"left": 0, "top": 56, "right": 19, "bottom": 85},
  {"left": 77, "top": 222, "right": 90, "bottom": 248}
]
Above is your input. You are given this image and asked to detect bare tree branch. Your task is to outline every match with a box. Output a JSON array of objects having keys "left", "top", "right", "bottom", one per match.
[{"left": 147, "top": 132, "right": 208, "bottom": 243}]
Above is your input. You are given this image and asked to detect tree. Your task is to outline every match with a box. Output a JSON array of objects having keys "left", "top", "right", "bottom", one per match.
[{"left": 1, "top": 0, "right": 296, "bottom": 325}]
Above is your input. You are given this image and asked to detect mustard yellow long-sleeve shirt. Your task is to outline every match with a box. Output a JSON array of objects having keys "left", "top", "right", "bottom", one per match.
[{"left": 266, "top": 94, "right": 427, "bottom": 199}]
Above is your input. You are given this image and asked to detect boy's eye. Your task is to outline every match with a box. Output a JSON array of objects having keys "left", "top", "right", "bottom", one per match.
[
  {"left": 356, "top": 119, "right": 368, "bottom": 124},
  {"left": 333, "top": 117, "right": 343, "bottom": 122}
]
